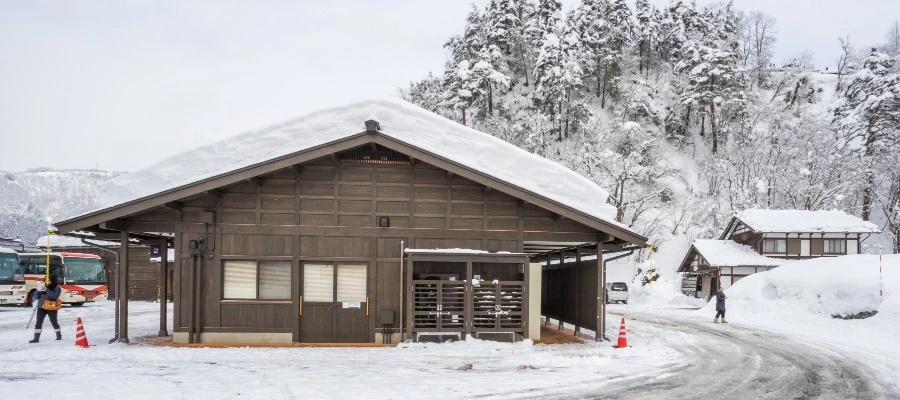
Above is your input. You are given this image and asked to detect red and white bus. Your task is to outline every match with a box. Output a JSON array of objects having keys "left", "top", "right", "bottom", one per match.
[
  {"left": 0, "top": 247, "right": 27, "bottom": 305},
  {"left": 20, "top": 252, "right": 109, "bottom": 306}
]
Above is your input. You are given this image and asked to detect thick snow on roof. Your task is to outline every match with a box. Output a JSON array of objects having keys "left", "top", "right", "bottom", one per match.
[
  {"left": 65, "top": 98, "right": 627, "bottom": 232},
  {"left": 737, "top": 209, "right": 880, "bottom": 233},
  {"left": 693, "top": 240, "right": 785, "bottom": 267},
  {"left": 0, "top": 247, "right": 16, "bottom": 254}
]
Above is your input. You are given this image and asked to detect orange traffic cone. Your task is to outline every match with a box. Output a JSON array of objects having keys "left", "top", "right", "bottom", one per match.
[
  {"left": 75, "top": 317, "right": 89, "bottom": 348},
  {"left": 613, "top": 317, "right": 628, "bottom": 348}
]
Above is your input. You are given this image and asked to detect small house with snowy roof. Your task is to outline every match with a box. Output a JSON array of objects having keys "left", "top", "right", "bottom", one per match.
[
  {"left": 54, "top": 98, "right": 645, "bottom": 345},
  {"left": 678, "top": 209, "right": 879, "bottom": 299}
]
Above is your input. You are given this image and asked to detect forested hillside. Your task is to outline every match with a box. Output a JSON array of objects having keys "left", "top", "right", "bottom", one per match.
[
  {"left": 0, "top": 169, "right": 122, "bottom": 245},
  {"left": 402, "top": 0, "right": 900, "bottom": 260}
]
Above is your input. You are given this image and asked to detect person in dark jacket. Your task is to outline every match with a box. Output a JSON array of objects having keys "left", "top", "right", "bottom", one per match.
[
  {"left": 714, "top": 287, "right": 727, "bottom": 323},
  {"left": 30, "top": 275, "right": 62, "bottom": 343}
]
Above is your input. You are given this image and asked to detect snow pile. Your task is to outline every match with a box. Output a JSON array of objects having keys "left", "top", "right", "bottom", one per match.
[
  {"left": 737, "top": 209, "right": 880, "bottom": 233},
  {"left": 690, "top": 240, "right": 784, "bottom": 267},
  {"left": 62, "top": 98, "right": 630, "bottom": 234},
  {"left": 703, "top": 254, "right": 890, "bottom": 319}
]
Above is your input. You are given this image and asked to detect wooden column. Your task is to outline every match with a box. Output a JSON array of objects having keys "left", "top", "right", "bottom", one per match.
[
  {"left": 118, "top": 230, "right": 130, "bottom": 343},
  {"left": 158, "top": 237, "right": 168, "bottom": 337},
  {"left": 557, "top": 250, "right": 564, "bottom": 331},
  {"left": 596, "top": 243, "right": 604, "bottom": 342},
  {"left": 574, "top": 246, "right": 582, "bottom": 336}
]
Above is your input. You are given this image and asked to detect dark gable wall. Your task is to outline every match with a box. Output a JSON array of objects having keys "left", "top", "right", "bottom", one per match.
[{"left": 128, "top": 156, "right": 600, "bottom": 338}]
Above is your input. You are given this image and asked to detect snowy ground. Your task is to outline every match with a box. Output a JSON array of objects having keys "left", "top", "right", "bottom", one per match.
[
  {"left": 0, "top": 302, "right": 683, "bottom": 399},
  {"left": 1, "top": 254, "right": 896, "bottom": 399}
]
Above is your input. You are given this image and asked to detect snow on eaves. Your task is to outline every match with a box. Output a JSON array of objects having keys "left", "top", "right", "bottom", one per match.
[
  {"left": 737, "top": 209, "right": 880, "bottom": 234},
  {"left": 63, "top": 98, "right": 629, "bottom": 234},
  {"left": 36, "top": 235, "right": 119, "bottom": 248},
  {"left": 693, "top": 240, "right": 785, "bottom": 267}
]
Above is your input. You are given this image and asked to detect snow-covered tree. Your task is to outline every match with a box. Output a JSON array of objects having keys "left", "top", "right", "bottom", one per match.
[
  {"left": 634, "top": 0, "right": 658, "bottom": 74},
  {"left": 738, "top": 10, "right": 777, "bottom": 88},
  {"left": 443, "top": 60, "right": 477, "bottom": 125},
  {"left": 676, "top": 41, "right": 748, "bottom": 154},
  {"left": 833, "top": 49, "right": 900, "bottom": 220}
]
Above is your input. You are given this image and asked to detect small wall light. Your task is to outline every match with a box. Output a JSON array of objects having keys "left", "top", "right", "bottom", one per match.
[{"left": 378, "top": 217, "right": 390, "bottom": 227}]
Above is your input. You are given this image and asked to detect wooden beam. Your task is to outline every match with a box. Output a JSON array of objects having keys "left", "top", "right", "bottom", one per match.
[
  {"left": 99, "top": 220, "right": 129, "bottom": 231},
  {"left": 330, "top": 153, "right": 339, "bottom": 164},
  {"left": 206, "top": 189, "right": 223, "bottom": 199},
  {"left": 248, "top": 177, "right": 263, "bottom": 187},
  {"left": 409, "top": 156, "right": 416, "bottom": 166},
  {"left": 370, "top": 142, "right": 378, "bottom": 153},
  {"left": 292, "top": 165, "right": 303, "bottom": 176},
  {"left": 163, "top": 202, "right": 182, "bottom": 211}
]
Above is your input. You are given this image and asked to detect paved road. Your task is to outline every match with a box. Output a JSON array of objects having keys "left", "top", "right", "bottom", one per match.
[{"left": 587, "top": 309, "right": 896, "bottom": 400}]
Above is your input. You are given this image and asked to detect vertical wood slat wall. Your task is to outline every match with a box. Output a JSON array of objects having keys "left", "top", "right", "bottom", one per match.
[{"left": 165, "top": 157, "right": 599, "bottom": 337}]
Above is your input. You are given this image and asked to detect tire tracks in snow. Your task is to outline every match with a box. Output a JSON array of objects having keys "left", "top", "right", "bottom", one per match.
[{"left": 585, "top": 310, "right": 894, "bottom": 400}]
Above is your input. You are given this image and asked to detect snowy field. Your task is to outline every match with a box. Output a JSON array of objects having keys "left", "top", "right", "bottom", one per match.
[
  {"left": 0, "top": 302, "right": 684, "bottom": 399},
  {"left": 1, "top": 253, "right": 897, "bottom": 399}
]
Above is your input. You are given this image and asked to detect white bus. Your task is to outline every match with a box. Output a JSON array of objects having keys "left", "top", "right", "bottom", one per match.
[
  {"left": 20, "top": 252, "right": 109, "bottom": 306},
  {"left": 0, "top": 247, "right": 27, "bottom": 305}
]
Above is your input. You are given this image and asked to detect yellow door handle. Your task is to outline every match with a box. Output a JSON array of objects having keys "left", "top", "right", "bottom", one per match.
[
  {"left": 299, "top": 296, "right": 303, "bottom": 316},
  {"left": 366, "top": 297, "right": 369, "bottom": 316}
]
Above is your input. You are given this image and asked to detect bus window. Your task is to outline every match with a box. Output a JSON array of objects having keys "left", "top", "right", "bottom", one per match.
[{"left": 63, "top": 257, "right": 106, "bottom": 284}]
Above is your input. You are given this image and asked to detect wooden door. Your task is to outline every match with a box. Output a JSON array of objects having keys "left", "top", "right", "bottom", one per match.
[{"left": 300, "top": 263, "right": 368, "bottom": 343}]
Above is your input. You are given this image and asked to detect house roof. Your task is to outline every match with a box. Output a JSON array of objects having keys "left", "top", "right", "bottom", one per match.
[
  {"left": 36, "top": 235, "right": 119, "bottom": 248},
  {"left": 678, "top": 240, "right": 785, "bottom": 272},
  {"left": 731, "top": 209, "right": 880, "bottom": 234},
  {"left": 57, "top": 98, "right": 644, "bottom": 244}
]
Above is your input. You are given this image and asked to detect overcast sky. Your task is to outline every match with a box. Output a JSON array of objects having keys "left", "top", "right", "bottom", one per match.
[{"left": 2, "top": 0, "right": 898, "bottom": 173}]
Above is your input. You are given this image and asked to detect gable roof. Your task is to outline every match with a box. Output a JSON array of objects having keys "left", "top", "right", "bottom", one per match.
[
  {"left": 728, "top": 209, "right": 880, "bottom": 234},
  {"left": 57, "top": 98, "right": 643, "bottom": 244},
  {"left": 678, "top": 239, "right": 785, "bottom": 272}
]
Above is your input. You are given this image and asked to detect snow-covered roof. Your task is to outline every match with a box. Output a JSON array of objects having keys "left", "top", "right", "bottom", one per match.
[
  {"left": 736, "top": 209, "right": 880, "bottom": 233},
  {"left": 0, "top": 247, "right": 16, "bottom": 254},
  {"left": 36, "top": 235, "right": 119, "bottom": 248},
  {"left": 692, "top": 240, "right": 784, "bottom": 267},
  {"left": 62, "top": 98, "right": 634, "bottom": 238}
]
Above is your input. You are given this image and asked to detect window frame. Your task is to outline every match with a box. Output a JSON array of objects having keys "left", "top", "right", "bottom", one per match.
[
  {"left": 762, "top": 239, "right": 787, "bottom": 254},
  {"left": 222, "top": 260, "right": 292, "bottom": 301},
  {"left": 302, "top": 262, "right": 368, "bottom": 303},
  {"left": 823, "top": 239, "right": 847, "bottom": 255}
]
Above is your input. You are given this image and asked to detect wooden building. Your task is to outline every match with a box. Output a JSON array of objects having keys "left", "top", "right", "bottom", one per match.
[
  {"left": 55, "top": 99, "right": 645, "bottom": 344},
  {"left": 677, "top": 240, "right": 784, "bottom": 299},
  {"left": 678, "top": 209, "right": 879, "bottom": 299}
]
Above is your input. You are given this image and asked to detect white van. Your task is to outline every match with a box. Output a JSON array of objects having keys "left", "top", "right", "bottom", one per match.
[{"left": 606, "top": 282, "right": 629, "bottom": 304}]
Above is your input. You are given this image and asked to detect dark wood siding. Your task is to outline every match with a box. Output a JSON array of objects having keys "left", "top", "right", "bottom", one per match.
[{"left": 123, "top": 157, "right": 607, "bottom": 341}]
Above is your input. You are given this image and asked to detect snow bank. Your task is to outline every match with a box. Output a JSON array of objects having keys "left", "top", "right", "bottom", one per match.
[{"left": 702, "top": 254, "right": 891, "bottom": 319}]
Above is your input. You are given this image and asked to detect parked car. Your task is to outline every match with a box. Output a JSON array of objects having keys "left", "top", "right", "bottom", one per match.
[{"left": 606, "top": 282, "right": 629, "bottom": 304}]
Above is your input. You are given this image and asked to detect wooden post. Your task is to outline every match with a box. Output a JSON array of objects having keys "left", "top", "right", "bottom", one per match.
[
  {"left": 405, "top": 255, "right": 414, "bottom": 342},
  {"left": 158, "top": 237, "right": 168, "bottom": 337},
  {"left": 558, "top": 250, "right": 564, "bottom": 331},
  {"left": 574, "top": 246, "right": 582, "bottom": 337},
  {"left": 118, "top": 230, "right": 130, "bottom": 343},
  {"left": 465, "top": 258, "right": 473, "bottom": 339},
  {"left": 596, "top": 242, "right": 604, "bottom": 342}
]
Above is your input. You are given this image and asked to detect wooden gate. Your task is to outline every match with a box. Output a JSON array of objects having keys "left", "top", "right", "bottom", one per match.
[
  {"left": 412, "top": 280, "right": 466, "bottom": 341},
  {"left": 472, "top": 281, "right": 523, "bottom": 340}
]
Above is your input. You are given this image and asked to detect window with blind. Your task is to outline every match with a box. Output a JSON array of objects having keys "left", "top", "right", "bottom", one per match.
[
  {"left": 223, "top": 260, "right": 291, "bottom": 300},
  {"left": 823, "top": 239, "right": 846, "bottom": 255},
  {"left": 762, "top": 239, "right": 786, "bottom": 253},
  {"left": 303, "top": 263, "right": 367, "bottom": 302}
]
